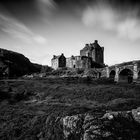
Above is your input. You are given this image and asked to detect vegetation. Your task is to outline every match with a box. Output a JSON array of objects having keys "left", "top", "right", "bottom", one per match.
[
  {"left": 0, "top": 78, "right": 140, "bottom": 139},
  {"left": 0, "top": 48, "right": 41, "bottom": 78}
]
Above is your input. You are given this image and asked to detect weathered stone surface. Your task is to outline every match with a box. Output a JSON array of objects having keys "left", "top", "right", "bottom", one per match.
[
  {"left": 62, "top": 108, "right": 140, "bottom": 140},
  {"left": 132, "top": 107, "right": 140, "bottom": 123},
  {"left": 62, "top": 115, "right": 84, "bottom": 139}
]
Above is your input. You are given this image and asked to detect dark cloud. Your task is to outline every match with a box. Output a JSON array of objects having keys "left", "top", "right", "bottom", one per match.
[
  {"left": 0, "top": 0, "right": 34, "bottom": 9},
  {"left": 0, "top": 0, "right": 140, "bottom": 26},
  {"left": 0, "top": 0, "right": 41, "bottom": 24},
  {"left": 1, "top": 0, "right": 140, "bottom": 16},
  {"left": 1, "top": 0, "right": 140, "bottom": 11},
  {"left": 109, "top": 0, "right": 140, "bottom": 6},
  {"left": 53, "top": 0, "right": 140, "bottom": 6},
  {"left": 53, "top": 0, "right": 140, "bottom": 10},
  {"left": 0, "top": 0, "right": 34, "bottom": 4}
]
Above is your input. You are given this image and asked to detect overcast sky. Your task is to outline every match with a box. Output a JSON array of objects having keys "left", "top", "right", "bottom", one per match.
[{"left": 0, "top": 0, "right": 140, "bottom": 66}]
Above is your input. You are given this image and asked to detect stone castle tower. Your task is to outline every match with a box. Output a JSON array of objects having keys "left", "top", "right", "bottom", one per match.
[{"left": 80, "top": 40, "right": 104, "bottom": 65}]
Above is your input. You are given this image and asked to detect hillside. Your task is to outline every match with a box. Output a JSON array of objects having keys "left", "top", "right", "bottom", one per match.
[{"left": 0, "top": 48, "right": 41, "bottom": 78}]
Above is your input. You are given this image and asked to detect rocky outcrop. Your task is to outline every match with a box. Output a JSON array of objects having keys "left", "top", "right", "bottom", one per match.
[
  {"left": 62, "top": 107, "right": 140, "bottom": 140},
  {"left": 0, "top": 48, "right": 41, "bottom": 78}
]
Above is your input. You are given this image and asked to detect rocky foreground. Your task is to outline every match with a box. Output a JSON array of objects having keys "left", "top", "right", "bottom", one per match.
[
  {"left": 1, "top": 101, "right": 140, "bottom": 140},
  {"left": 62, "top": 107, "right": 140, "bottom": 140}
]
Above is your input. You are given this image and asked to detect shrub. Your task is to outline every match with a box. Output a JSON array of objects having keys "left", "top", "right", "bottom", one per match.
[
  {"left": 41, "top": 65, "right": 53, "bottom": 73},
  {"left": 50, "top": 69, "right": 66, "bottom": 76},
  {"left": 76, "top": 68, "right": 84, "bottom": 74}
]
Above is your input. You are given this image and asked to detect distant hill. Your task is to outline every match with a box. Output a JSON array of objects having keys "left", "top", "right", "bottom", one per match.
[{"left": 0, "top": 48, "right": 42, "bottom": 78}]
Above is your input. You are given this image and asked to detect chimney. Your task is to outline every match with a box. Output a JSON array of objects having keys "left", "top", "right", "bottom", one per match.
[{"left": 94, "top": 40, "right": 98, "bottom": 44}]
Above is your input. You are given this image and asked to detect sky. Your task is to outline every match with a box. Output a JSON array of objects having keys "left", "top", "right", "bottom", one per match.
[{"left": 0, "top": 0, "right": 140, "bottom": 66}]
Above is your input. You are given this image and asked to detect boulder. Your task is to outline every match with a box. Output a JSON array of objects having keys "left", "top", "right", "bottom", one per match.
[
  {"left": 132, "top": 107, "right": 140, "bottom": 123},
  {"left": 62, "top": 109, "right": 140, "bottom": 140}
]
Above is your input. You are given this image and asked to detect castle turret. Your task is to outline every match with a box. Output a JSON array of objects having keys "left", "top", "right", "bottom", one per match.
[{"left": 80, "top": 40, "right": 104, "bottom": 65}]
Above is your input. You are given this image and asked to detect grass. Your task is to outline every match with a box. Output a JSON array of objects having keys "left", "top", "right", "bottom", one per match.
[{"left": 0, "top": 78, "right": 140, "bottom": 139}]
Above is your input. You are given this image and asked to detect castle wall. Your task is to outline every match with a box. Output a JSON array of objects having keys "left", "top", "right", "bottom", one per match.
[
  {"left": 66, "top": 57, "right": 76, "bottom": 68},
  {"left": 81, "top": 56, "right": 92, "bottom": 69},
  {"left": 66, "top": 56, "right": 92, "bottom": 69},
  {"left": 59, "top": 55, "right": 66, "bottom": 68},
  {"left": 80, "top": 40, "right": 104, "bottom": 65},
  {"left": 91, "top": 49, "right": 96, "bottom": 62},
  {"left": 51, "top": 59, "right": 59, "bottom": 70},
  {"left": 80, "top": 44, "right": 93, "bottom": 58},
  {"left": 95, "top": 47, "right": 104, "bottom": 64},
  {"left": 80, "top": 49, "right": 85, "bottom": 57}
]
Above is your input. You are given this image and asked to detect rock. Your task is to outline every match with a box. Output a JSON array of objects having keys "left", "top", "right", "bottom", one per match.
[
  {"left": 132, "top": 107, "right": 140, "bottom": 123},
  {"left": 61, "top": 108, "right": 140, "bottom": 140},
  {"left": 62, "top": 115, "right": 83, "bottom": 139},
  {"left": 83, "top": 114, "right": 96, "bottom": 130}
]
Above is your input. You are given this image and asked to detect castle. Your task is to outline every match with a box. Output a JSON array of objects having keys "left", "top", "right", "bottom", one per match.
[{"left": 51, "top": 40, "right": 104, "bottom": 70}]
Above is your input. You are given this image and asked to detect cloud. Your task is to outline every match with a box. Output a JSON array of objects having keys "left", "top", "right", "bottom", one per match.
[
  {"left": 117, "top": 18, "right": 140, "bottom": 40},
  {"left": 36, "top": 0, "right": 57, "bottom": 15},
  {"left": 33, "top": 35, "right": 47, "bottom": 44},
  {"left": 40, "top": 0, "right": 56, "bottom": 8},
  {"left": 41, "top": 54, "right": 52, "bottom": 65},
  {"left": 82, "top": 4, "right": 140, "bottom": 41},
  {"left": 0, "top": 12, "right": 47, "bottom": 44},
  {"left": 82, "top": 6, "right": 116, "bottom": 30}
]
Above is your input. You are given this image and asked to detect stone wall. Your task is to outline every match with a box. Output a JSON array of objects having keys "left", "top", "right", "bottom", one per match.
[{"left": 66, "top": 56, "right": 92, "bottom": 69}]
